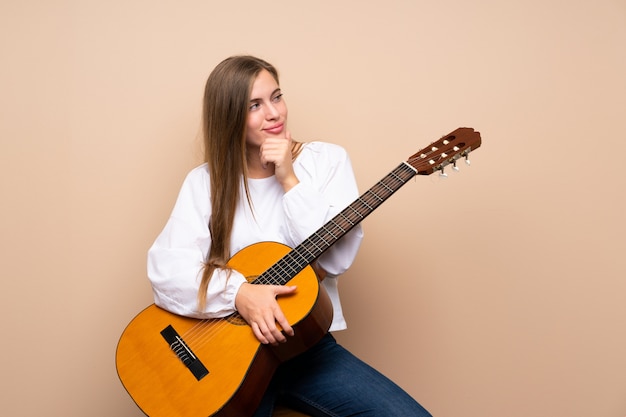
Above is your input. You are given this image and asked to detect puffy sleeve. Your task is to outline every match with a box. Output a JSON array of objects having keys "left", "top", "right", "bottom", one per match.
[
  {"left": 147, "top": 165, "right": 247, "bottom": 319},
  {"left": 283, "top": 142, "right": 364, "bottom": 277}
]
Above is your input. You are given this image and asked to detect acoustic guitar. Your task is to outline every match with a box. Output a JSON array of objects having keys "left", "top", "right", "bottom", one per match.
[{"left": 116, "top": 127, "right": 482, "bottom": 417}]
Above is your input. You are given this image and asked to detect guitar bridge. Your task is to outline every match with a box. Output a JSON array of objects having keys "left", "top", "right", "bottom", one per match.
[{"left": 160, "top": 325, "right": 209, "bottom": 381}]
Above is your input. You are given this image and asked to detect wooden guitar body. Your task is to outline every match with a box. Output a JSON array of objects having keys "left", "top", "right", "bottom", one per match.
[{"left": 116, "top": 241, "right": 333, "bottom": 417}]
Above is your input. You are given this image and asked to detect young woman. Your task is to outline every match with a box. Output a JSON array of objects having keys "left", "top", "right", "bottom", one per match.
[{"left": 147, "top": 55, "right": 432, "bottom": 417}]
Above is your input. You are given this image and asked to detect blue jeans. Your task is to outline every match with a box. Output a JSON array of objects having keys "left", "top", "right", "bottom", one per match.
[{"left": 253, "top": 333, "right": 432, "bottom": 417}]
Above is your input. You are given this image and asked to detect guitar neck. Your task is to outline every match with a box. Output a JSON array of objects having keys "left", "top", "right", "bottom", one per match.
[
  {"left": 256, "top": 162, "right": 417, "bottom": 286},
  {"left": 254, "top": 127, "right": 482, "bottom": 286}
]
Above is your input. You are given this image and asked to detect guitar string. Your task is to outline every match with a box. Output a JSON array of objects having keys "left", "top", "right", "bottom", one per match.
[
  {"left": 177, "top": 163, "right": 418, "bottom": 352},
  {"left": 183, "top": 162, "right": 421, "bottom": 352},
  {"left": 155, "top": 140, "right": 474, "bottom": 364},
  {"left": 177, "top": 207, "right": 361, "bottom": 349},
  {"left": 119, "top": 143, "right": 464, "bottom": 367}
]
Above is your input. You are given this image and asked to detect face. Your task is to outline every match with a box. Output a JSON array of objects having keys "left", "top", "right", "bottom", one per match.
[{"left": 245, "top": 69, "right": 288, "bottom": 148}]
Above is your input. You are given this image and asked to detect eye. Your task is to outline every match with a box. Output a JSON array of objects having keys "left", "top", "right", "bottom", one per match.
[
  {"left": 272, "top": 93, "right": 283, "bottom": 102},
  {"left": 249, "top": 102, "right": 260, "bottom": 111}
]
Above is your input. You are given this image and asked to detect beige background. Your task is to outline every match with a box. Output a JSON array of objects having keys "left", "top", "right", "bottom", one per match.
[{"left": 1, "top": 1, "right": 625, "bottom": 416}]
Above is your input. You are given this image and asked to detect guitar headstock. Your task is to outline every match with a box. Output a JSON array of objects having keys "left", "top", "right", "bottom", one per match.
[{"left": 407, "top": 127, "right": 482, "bottom": 176}]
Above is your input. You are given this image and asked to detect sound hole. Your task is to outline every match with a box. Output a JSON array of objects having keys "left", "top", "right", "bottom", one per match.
[{"left": 226, "top": 312, "right": 248, "bottom": 326}]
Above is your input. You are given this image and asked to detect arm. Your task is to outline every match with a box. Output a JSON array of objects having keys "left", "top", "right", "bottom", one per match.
[{"left": 147, "top": 165, "right": 248, "bottom": 319}]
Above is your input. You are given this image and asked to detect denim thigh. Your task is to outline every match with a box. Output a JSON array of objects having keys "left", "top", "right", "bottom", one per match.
[{"left": 253, "top": 333, "right": 432, "bottom": 417}]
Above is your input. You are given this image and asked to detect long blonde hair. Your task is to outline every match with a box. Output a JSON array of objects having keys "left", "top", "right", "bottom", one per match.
[{"left": 198, "top": 55, "right": 298, "bottom": 311}]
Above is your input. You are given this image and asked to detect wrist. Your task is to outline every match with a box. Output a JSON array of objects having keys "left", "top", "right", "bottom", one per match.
[{"left": 280, "top": 175, "right": 299, "bottom": 193}]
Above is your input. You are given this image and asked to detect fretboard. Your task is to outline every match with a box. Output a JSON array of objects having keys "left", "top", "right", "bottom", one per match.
[{"left": 254, "top": 162, "right": 417, "bottom": 286}]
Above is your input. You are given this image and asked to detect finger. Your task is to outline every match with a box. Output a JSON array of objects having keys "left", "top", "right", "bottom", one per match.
[
  {"left": 259, "top": 148, "right": 270, "bottom": 169},
  {"left": 250, "top": 322, "right": 269, "bottom": 345},
  {"left": 272, "top": 286, "right": 296, "bottom": 338},
  {"left": 269, "top": 325, "right": 287, "bottom": 344},
  {"left": 274, "top": 285, "right": 297, "bottom": 296},
  {"left": 259, "top": 142, "right": 279, "bottom": 168},
  {"left": 261, "top": 316, "right": 284, "bottom": 345},
  {"left": 273, "top": 308, "right": 294, "bottom": 337}
]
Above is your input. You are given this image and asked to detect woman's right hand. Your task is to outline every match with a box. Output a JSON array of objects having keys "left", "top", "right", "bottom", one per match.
[
  {"left": 259, "top": 132, "right": 299, "bottom": 192},
  {"left": 234, "top": 282, "right": 297, "bottom": 345}
]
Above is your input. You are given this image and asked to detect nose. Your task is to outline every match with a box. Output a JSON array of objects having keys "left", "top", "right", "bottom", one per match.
[{"left": 265, "top": 102, "right": 279, "bottom": 120}]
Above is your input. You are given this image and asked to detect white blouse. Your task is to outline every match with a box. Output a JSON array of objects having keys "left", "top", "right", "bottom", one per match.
[{"left": 147, "top": 141, "right": 364, "bottom": 331}]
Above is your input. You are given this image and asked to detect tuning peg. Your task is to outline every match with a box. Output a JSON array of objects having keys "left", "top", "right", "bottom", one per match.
[
  {"left": 465, "top": 155, "right": 471, "bottom": 166},
  {"left": 452, "top": 160, "right": 460, "bottom": 172},
  {"left": 439, "top": 167, "right": 448, "bottom": 178}
]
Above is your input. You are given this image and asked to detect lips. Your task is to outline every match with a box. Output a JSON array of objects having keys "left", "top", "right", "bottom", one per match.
[{"left": 263, "top": 123, "right": 284, "bottom": 135}]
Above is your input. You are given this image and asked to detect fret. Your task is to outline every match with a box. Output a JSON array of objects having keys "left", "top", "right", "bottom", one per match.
[
  {"left": 359, "top": 197, "right": 374, "bottom": 211},
  {"left": 302, "top": 239, "right": 323, "bottom": 257},
  {"left": 338, "top": 212, "right": 355, "bottom": 226},
  {"left": 322, "top": 225, "right": 340, "bottom": 240},
  {"left": 347, "top": 204, "right": 365, "bottom": 220},
  {"left": 297, "top": 242, "right": 317, "bottom": 260},
  {"left": 389, "top": 170, "right": 404, "bottom": 183},
  {"left": 378, "top": 180, "right": 394, "bottom": 193},
  {"left": 368, "top": 189, "right": 384, "bottom": 202}
]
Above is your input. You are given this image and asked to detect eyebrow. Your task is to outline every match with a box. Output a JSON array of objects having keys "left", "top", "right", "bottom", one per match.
[{"left": 249, "top": 88, "right": 282, "bottom": 103}]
